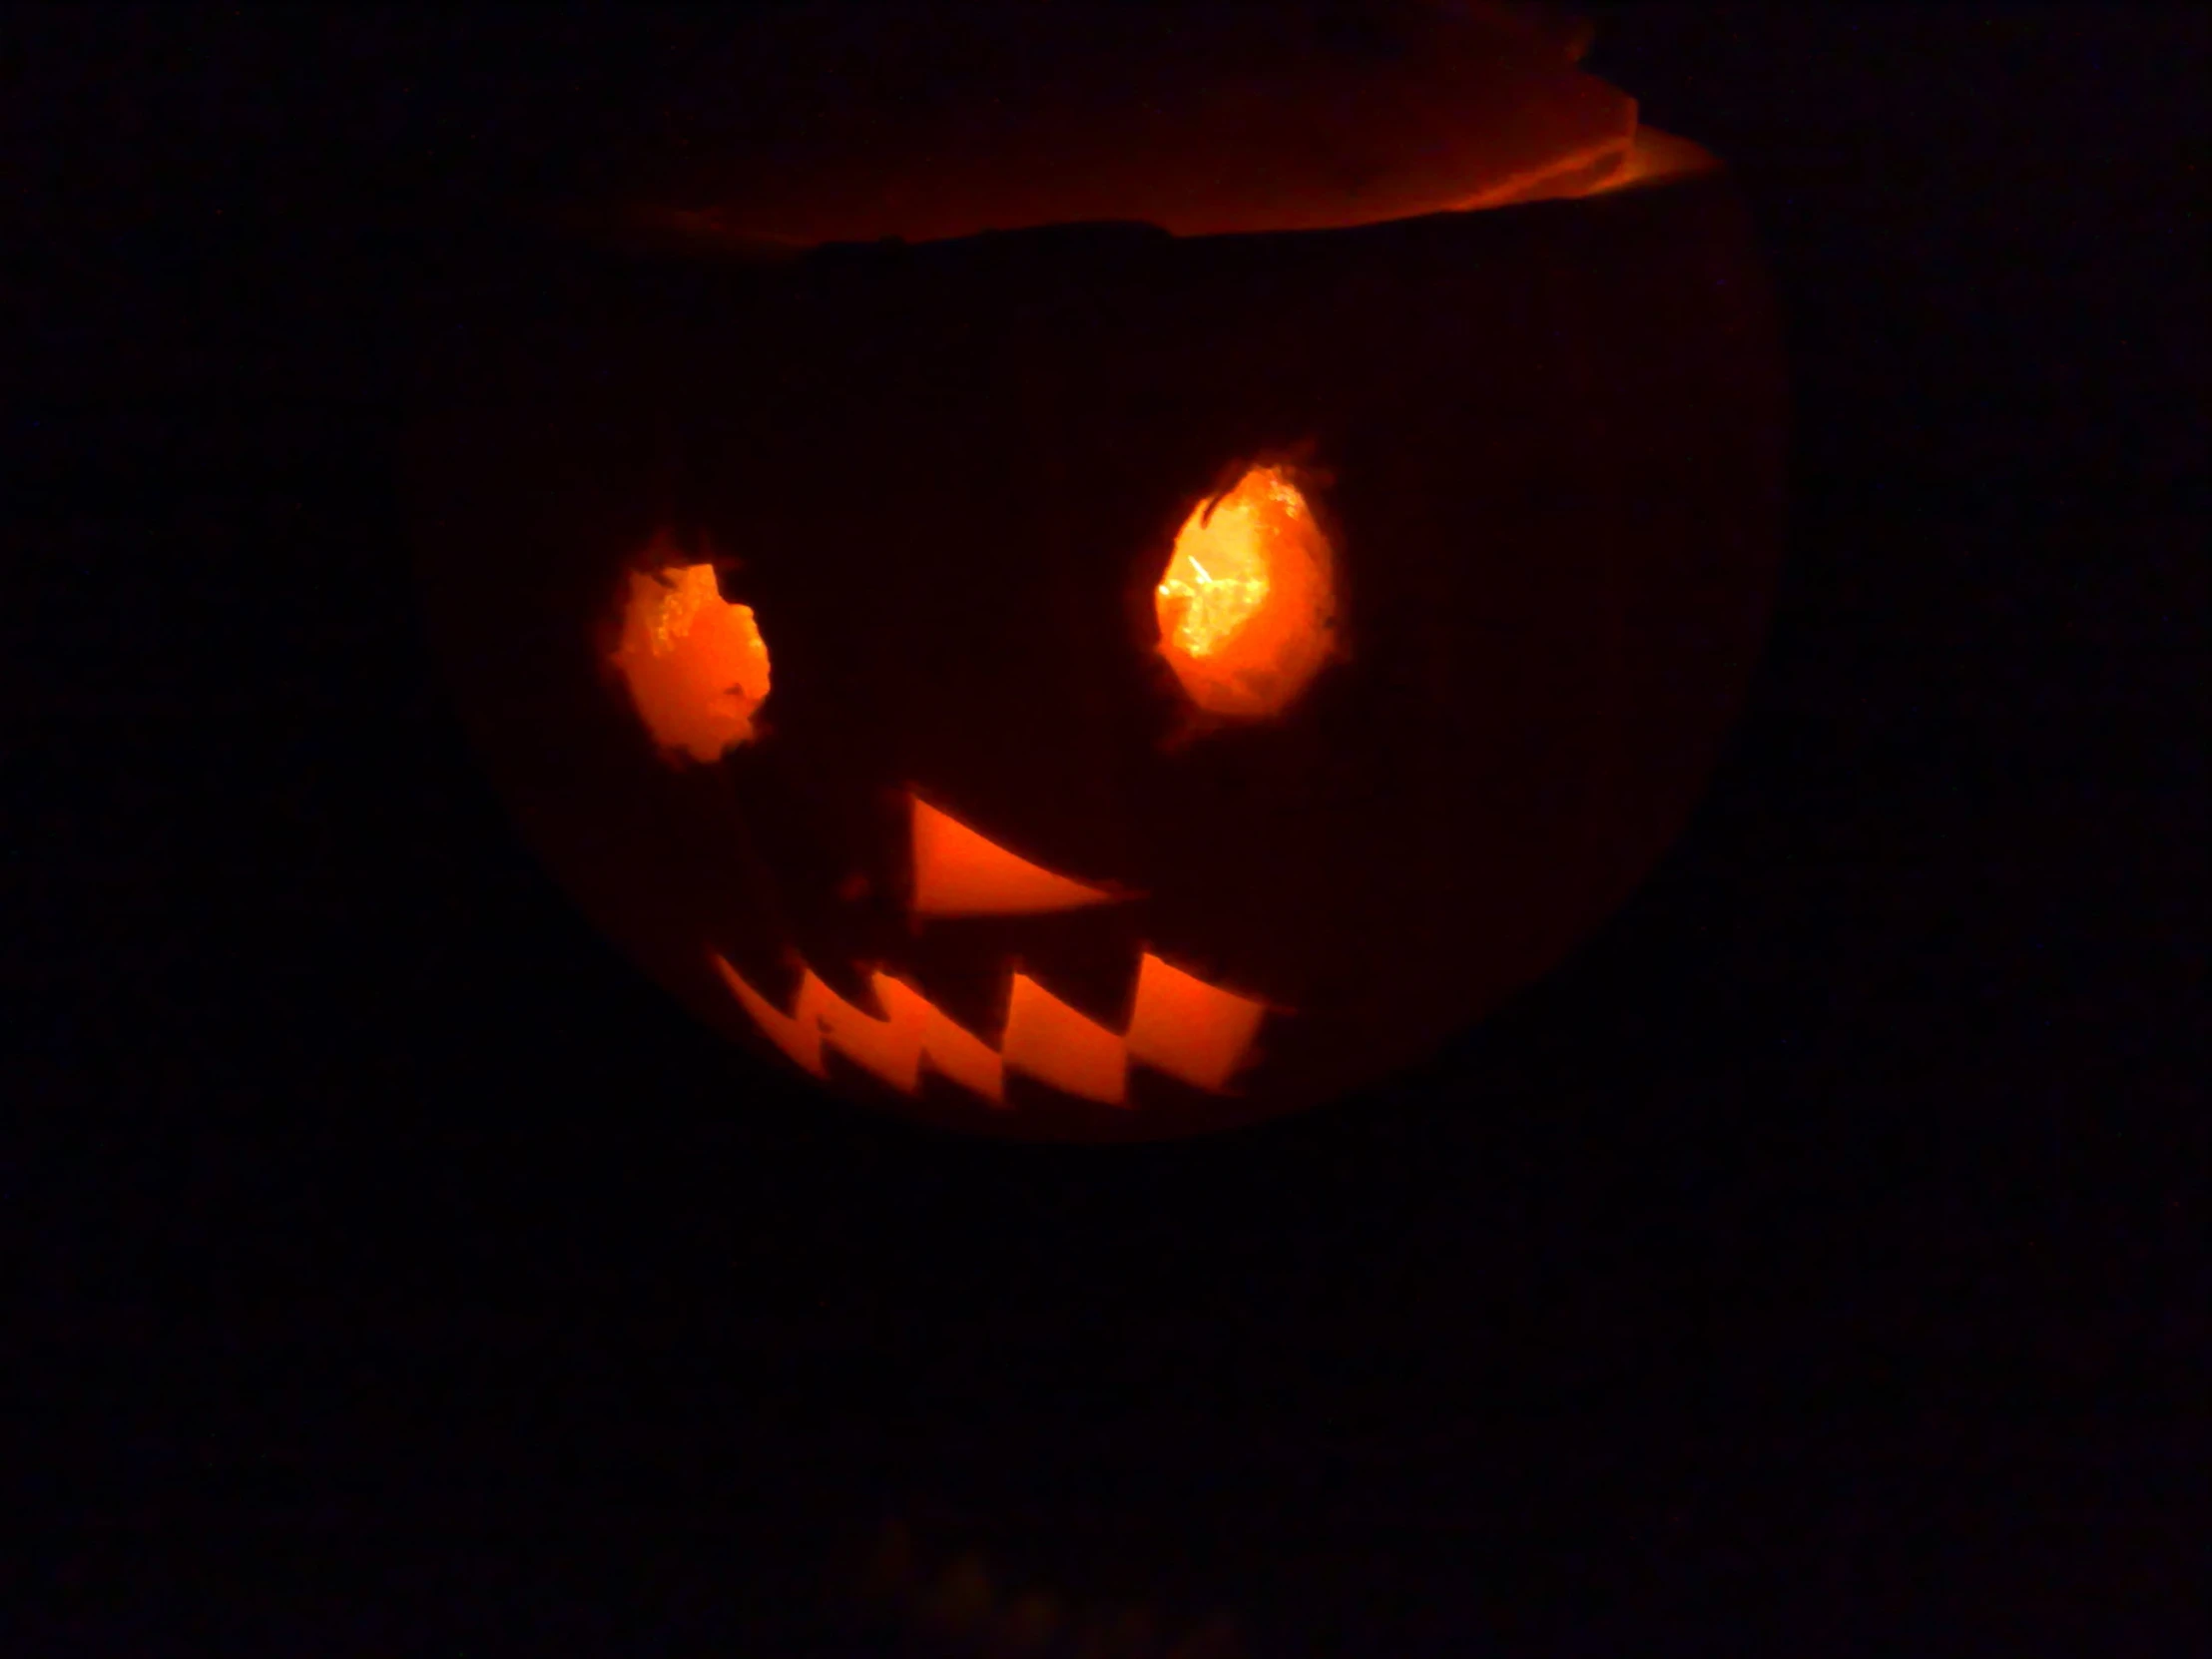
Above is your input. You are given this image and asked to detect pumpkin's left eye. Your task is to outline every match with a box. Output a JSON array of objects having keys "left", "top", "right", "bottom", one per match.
[
  {"left": 609, "top": 558, "right": 773, "bottom": 762},
  {"left": 1154, "top": 464, "right": 1338, "bottom": 720}
]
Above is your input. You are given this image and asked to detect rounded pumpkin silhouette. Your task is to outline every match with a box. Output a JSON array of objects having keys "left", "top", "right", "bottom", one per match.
[{"left": 413, "top": 2, "right": 1785, "bottom": 1141}]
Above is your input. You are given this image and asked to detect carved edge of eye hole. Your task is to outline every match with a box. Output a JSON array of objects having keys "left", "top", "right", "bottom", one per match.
[
  {"left": 1152, "top": 458, "right": 1343, "bottom": 724},
  {"left": 604, "top": 530, "right": 773, "bottom": 763}
]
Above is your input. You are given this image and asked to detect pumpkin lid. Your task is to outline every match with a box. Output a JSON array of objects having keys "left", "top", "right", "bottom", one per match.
[{"left": 605, "top": 1, "right": 1711, "bottom": 250}]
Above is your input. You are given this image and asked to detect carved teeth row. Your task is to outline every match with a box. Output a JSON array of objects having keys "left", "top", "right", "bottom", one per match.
[{"left": 714, "top": 949, "right": 1271, "bottom": 1106}]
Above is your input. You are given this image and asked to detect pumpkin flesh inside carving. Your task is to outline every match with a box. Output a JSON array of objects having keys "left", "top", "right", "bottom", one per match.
[
  {"left": 608, "top": 556, "right": 771, "bottom": 762},
  {"left": 910, "top": 796, "right": 1123, "bottom": 918},
  {"left": 716, "top": 797, "right": 1271, "bottom": 1106},
  {"left": 715, "top": 949, "right": 1271, "bottom": 1108},
  {"left": 1156, "top": 464, "right": 1338, "bottom": 719}
]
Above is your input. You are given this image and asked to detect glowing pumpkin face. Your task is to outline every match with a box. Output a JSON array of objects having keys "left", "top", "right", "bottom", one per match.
[
  {"left": 413, "top": 4, "right": 1784, "bottom": 1139},
  {"left": 617, "top": 473, "right": 1316, "bottom": 1110}
]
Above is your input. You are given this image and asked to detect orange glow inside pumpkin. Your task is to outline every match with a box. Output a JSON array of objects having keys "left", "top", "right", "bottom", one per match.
[
  {"left": 718, "top": 959, "right": 1009, "bottom": 1104},
  {"left": 1156, "top": 465, "right": 1338, "bottom": 718},
  {"left": 609, "top": 558, "right": 772, "bottom": 762},
  {"left": 1001, "top": 973, "right": 1129, "bottom": 1104},
  {"left": 1122, "top": 952, "right": 1271, "bottom": 1092},
  {"left": 910, "top": 795, "right": 1122, "bottom": 918},
  {"left": 715, "top": 948, "right": 1271, "bottom": 1107}
]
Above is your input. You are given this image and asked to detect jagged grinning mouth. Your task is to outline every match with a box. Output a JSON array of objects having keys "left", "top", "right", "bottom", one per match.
[{"left": 713, "top": 947, "right": 1272, "bottom": 1108}]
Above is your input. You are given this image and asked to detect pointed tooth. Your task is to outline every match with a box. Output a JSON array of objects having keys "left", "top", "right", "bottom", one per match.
[
  {"left": 873, "top": 972, "right": 1005, "bottom": 1104},
  {"left": 1002, "top": 971, "right": 1129, "bottom": 1104},
  {"left": 1124, "top": 952, "right": 1269, "bottom": 1092},
  {"left": 811, "top": 967, "right": 925, "bottom": 1094},
  {"left": 713, "top": 954, "right": 825, "bottom": 1075}
]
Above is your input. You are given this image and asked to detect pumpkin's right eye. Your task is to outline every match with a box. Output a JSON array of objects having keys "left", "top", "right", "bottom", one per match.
[
  {"left": 1153, "top": 463, "right": 1340, "bottom": 721},
  {"left": 609, "top": 554, "right": 773, "bottom": 763}
]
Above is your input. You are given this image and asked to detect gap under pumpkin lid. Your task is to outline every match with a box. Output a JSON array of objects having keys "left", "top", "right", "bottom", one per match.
[{"left": 602, "top": 0, "right": 1718, "bottom": 252}]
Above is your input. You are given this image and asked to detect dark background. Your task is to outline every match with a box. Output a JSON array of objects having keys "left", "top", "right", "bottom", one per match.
[{"left": 7, "top": 4, "right": 2202, "bottom": 1653}]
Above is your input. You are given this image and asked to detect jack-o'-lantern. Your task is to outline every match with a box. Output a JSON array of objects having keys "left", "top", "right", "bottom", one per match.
[{"left": 412, "top": 2, "right": 1785, "bottom": 1141}]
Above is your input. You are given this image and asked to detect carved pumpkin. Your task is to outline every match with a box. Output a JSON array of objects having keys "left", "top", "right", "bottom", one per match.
[{"left": 412, "top": 2, "right": 1784, "bottom": 1141}]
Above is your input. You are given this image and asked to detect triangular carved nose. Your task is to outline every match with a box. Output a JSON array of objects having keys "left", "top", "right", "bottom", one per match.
[{"left": 909, "top": 794, "right": 1124, "bottom": 918}]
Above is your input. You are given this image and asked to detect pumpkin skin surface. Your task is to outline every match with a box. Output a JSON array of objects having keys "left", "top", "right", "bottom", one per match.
[{"left": 413, "top": 13, "right": 1784, "bottom": 1141}]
